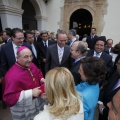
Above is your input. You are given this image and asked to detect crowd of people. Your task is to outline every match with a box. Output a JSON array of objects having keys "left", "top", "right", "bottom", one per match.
[{"left": 0, "top": 27, "right": 120, "bottom": 120}]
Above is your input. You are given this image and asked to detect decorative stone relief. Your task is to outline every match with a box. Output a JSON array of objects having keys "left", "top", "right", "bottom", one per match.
[{"left": 59, "top": 0, "right": 108, "bottom": 35}]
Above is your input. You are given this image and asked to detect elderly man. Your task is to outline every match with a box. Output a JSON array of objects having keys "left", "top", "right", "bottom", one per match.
[
  {"left": 70, "top": 41, "right": 87, "bottom": 85},
  {"left": 107, "top": 87, "right": 120, "bottom": 120},
  {"left": 67, "top": 29, "right": 78, "bottom": 46},
  {"left": 3, "top": 46, "right": 46, "bottom": 120},
  {"left": 105, "top": 39, "right": 114, "bottom": 54}
]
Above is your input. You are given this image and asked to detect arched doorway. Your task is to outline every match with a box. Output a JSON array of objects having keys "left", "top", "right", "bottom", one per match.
[
  {"left": 22, "top": 0, "right": 37, "bottom": 30},
  {"left": 69, "top": 9, "right": 92, "bottom": 38}
]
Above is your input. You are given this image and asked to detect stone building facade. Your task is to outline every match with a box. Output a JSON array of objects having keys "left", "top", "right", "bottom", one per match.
[{"left": 0, "top": 0, "right": 119, "bottom": 44}]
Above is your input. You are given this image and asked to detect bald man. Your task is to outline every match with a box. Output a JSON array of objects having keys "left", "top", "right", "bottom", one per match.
[
  {"left": 70, "top": 41, "right": 87, "bottom": 85},
  {"left": 3, "top": 46, "right": 46, "bottom": 120}
]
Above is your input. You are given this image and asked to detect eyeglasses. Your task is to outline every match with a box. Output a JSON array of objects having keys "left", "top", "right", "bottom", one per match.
[
  {"left": 70, "top": 49, "right": 78, "bottom": 52},
  {"left": 20, "top": 55, "right": 33, "bottom": 60},
  {"left": 16, "top": 37, "right": 25, "bottom": 40}
]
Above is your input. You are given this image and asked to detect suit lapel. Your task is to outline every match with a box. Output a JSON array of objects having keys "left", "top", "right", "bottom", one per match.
[
  {"left": 61, "top": 46, "right": 68, "bottom": 64},
  {"left": 9, "top": 43, "right": 16, "bottom": 62},
  {"left": 40, "top": 41, "right": 46, "bottom": 54},
  {"left": 54, "top": 45, "right": 59, "bottom": 64},
  {"left": 32, "top": 43, "right": 37, "bottom": 58},
  {"left": 100, "top": 52, "right": 106, "bottom": 61}
]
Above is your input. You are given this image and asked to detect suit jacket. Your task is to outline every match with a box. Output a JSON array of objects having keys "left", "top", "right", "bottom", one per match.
[
  {"left": 7, "top": 38, "right": 12, "bottom": 43},
  {"left": 67, "top": 39, "right": 78, "bottom": 46},
  {"left": 1, "top": 42, "right": 31, "bottom": 76},
  {"left": 30, "top": 43, "right": 39, "bottom": 68},
  {"left": 104, "top": 47, "right": 114, "bottom": 54},
  {"left": 36, "top": 40, "right": 55, "bottom": 76},
  {"left": 102, "top": 71, "right": 120, "bottom": 105},
  {"left": 70, "top": 60, "right": 82, "bottom": 85},
  {"left": 37, "top": 40, "right": 55, "bottom": 62},
  {"left": 87, "top": 49, "right": 113, "bottom": 76},
  {"left": 34, "top": 36, "right": 42, "bottom": 43},
  {"left": 99, "top": 71, "right": 120, "bottom": 120},
  {"left": 86, "top": 35, "right": 98, "bottom": 49},
  {"left": 45, "top": 44, "right": 71, "bottom": 73}
]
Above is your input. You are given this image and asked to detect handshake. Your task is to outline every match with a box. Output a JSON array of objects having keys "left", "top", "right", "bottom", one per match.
[{"left": 32, "top": 78, "right": 46, "bottom": 98}]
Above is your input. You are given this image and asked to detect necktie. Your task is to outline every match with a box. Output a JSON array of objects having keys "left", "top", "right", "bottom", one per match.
[
  {"left": 44, "top": 41, "right": 47, "bottom": 50},
  {"left": 31, "top": 44, "right": 37, "bottom": 58},
  {"left": 70, "top": 41, "right": 73, "bottom": 47},
  {"left": 16, "top": 46, "right": 20, "bottom": 49},
  {"left": 95, "top": 53, "right": 100, "bottom": 57},
  {"left": 16, "top": 46, "right": 20, "bottom": 61},
  {"left": 58, "top": 49, "right": 63, "bottom": 64},
  {"left": 91, "top": 35, "right": 94, "bottom": 39},
  {"left": 16, "top": 46, "right": 20, "bottom": 52}
]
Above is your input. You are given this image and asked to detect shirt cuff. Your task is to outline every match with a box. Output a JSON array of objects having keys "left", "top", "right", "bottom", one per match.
[
  {"left": 18, "top": 89, "right": 32, "bottom": 106},
  {"left": 98, "top": 101, "right": 103, "bottom": 104},
  {"left": 25, "top": 89, "right": 32, "bottom": 106}
]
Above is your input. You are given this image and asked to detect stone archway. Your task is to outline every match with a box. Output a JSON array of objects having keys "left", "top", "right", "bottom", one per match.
[
  {"left": 22, "top": 0, "right": 37, "bottom": 30},
  {"left": 61, "top": 0, "right": 108, "bottom": 36},
  {"left": 69, "top": 8, "right": 92, "bottom": 37}
]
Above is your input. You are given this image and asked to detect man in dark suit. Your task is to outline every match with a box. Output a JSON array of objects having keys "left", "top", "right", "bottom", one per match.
[
  {"left": 45, "top": 31, "right": 71, "bottom": 73},
  {"left": 98, "top": 54, "right": 120, "bottom": 120},
  {"left": 1, "top": 28, "right": 31, "bottom": 76},
  {"left": 70, "top": 41, "right": 87, "bottom": 85},
  {"left": 24, "top": 30, "right": 39, "bottom": 68},
  {"left": 2, "top": 29, "right": 12, "bottom": 43},
  {"left": 34, "top": 30, "right": 41, "bottom": 43},
  {"left": 87, "top": 36, "right": 113, "bottom": 77},
  {"left": 104, "top": 39, "right": 114, "bottom": 54},
  {"left": 36, "top": 30, "right": 55, "bottom": 76},
  {"left": 67, "top": 29, "right": 78, "bottom": 46},
  {"left": 86, "top": 28, "right": 98, "bottom": 49}
]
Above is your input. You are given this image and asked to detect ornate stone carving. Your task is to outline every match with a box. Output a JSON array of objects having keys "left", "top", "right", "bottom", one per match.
[{"left": 59, "top": 0, "right": 108, "bottom": 35}]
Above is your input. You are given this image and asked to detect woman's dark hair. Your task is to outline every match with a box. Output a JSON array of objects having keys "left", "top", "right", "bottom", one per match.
[{"left": 81, "top": 57, "right": 107, "bottom": 85}]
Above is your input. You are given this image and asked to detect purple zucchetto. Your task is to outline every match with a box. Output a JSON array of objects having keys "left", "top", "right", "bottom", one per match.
[{"left": 17, "top": 46, "right": 28, "bottom": 53}]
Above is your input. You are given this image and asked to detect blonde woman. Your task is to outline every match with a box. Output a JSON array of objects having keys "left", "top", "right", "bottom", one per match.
[{"left": 34, "top": 67, "right": 84, "bottom": 120}]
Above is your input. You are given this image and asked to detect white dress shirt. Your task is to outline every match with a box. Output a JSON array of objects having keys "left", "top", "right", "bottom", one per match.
[
  {"left": 57, "top": 44, "right": 64, "bottom": 64},
  {"left": 12, "top": 42, "right": 20, "bottom": 60},
  {"left": 31, "top": 44, "right": 37, "bottom": 58},
  {"left": 93, "top": 51, "right": 102, "bottom": 58},
  {"left": 43, "top": 40, "right": 48, "bottom": 47}
]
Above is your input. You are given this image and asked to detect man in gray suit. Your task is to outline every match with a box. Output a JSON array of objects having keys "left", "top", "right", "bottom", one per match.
[{"left": 45, "top": 31, "right": 71, "bottom": 73}]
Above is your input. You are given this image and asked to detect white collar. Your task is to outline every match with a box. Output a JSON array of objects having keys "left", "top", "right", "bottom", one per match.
[
  {"left": 94, "top": 51, "right": 102, "bottom": 57},
  {"left": 57, "top": 44, "right": 64, "bottom": 50}
]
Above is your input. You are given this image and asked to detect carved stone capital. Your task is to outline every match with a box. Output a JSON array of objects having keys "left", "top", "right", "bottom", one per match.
[{"left": 0, "top": 5, "right": 23, "bottom": 16}]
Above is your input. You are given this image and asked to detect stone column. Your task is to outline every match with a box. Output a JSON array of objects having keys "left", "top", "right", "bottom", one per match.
[
  {"left": 35, "top": 15, "right": 48, "bottom": 31},
  {"left": 0, "top": 5, "right": 24, "bottom": 30}
]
